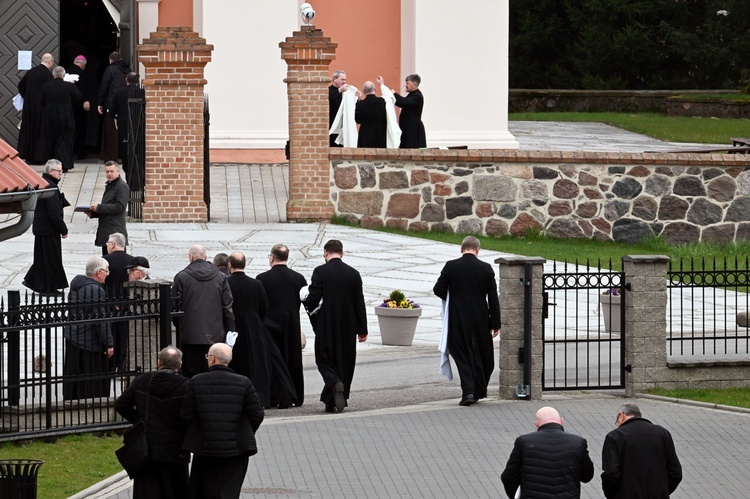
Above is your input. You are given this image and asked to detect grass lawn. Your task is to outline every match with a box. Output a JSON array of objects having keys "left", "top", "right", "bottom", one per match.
[
  {"left": 0, "top": 433, "right": 123, "bottom": 498},
  {"left": 645, "top": 387, "right": 750, "bottom": 409},
  {"left": 509, "top": 112, "right": 750, "bottom": 145}
]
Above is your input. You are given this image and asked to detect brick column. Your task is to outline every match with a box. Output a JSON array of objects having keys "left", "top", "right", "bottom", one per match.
[
  {"left": 496, "top": 256, "right": 546, "bottom": 400},
  {"left": 622, "top": 255, "right": 671, "bottom": 397},
  {"left": 138, "top": 26, "right": 213, "bottom": 222},
  {"left": 279, "top": 26, "right": 337, "bottom": 220}
]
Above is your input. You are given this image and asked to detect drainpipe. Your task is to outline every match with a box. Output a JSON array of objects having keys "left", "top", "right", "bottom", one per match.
[{"left": 0, "top": 189, "right": 55, "bottom": 242}]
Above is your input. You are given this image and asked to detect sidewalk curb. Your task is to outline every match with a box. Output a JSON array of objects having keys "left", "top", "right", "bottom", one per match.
[{"left": 638, "top": 393, "right": 750, "bottom": 415}]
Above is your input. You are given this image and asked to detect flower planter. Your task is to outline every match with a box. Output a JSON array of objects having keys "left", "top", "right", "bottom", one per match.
[
  {"left": 374, "top": 306, "right": 422, "bottom": 346},
  {"left": 600, "top": 294, "right": 621, "bottom": 333}
]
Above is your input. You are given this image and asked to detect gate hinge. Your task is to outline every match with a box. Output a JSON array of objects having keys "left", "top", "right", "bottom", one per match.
[{"left": 624, "top": 364, "right": 632, "bottom": 373}]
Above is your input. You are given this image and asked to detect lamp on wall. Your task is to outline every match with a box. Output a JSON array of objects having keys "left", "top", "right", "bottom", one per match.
[{"left": 300, "top": 3, "right": 315, "bottom": 26}]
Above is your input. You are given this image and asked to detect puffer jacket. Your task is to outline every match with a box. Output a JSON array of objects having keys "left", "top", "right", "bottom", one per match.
[
  {"left": 62, "top": 275, "right": 112, "bottom": 352},
  {"left": 501, "top": 422, "right": 594, "bottom": 499},
  {"left": 181, "top": 365, "right": 264, "bottom": 457}
]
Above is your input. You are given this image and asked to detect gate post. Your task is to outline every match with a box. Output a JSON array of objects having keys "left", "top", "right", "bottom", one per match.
[
  {"left": 496, "top": 256, "right": 546, "bottom": 400},
  {"left": 279, "top": 26, "right": 337, "bottom": 221},
  {"left": 622, "top": 255, "right": 670, "bottom": 397}
]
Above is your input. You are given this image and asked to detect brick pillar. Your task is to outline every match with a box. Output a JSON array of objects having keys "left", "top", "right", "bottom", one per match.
[
  {"left": 497, "top": 256, "right": 546, "bottom": 400},
  {"left": 138, "top": 26, "right": 213, "bottom": 222},
  {"left": 280, "top": 26, "right": 337, "bottom": 221},
  {"left": 622, "top": 255, "right": 671, "bottom": 397}
]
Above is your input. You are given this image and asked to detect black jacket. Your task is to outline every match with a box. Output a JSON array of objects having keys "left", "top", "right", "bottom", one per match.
[
  {"left": 62, "top": 275, "right": 112, "bottom": 352},
  {"left": 181, "top": 365, "right": 264, "bottom": 457},
  {"left": 98, "top": 60, "right": 130, "bottom": 110},
  {"left": 501, "top": 422, "right": 594, "bottom": 499},
  {"left": 355, "top": 94, "right": 387, "bottom": 148},
  {"left": 601, "top": 417, "right": 682, "bottom": 499},
  {"left": 115, "top": 369, "right": 189, "bottom": 462},
  {"left": 33, "top": 172, "right": 68, "bottom": 237},
  {"left": 92, "top": 175, "right": 129, "bottom": 246},
  {"left": 172, "top": 259, "right": 235, "bottom": 344}
]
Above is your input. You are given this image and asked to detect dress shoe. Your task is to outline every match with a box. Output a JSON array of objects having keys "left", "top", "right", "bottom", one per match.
[
  {"left": 459, "top": 394, "right": 475, "bottom": 406},
  {"left": 324, "top": 403, "right": 335, "bottom": 413},
  {"left": 333, "top": 381, "right": 346, "bottom": 413}
]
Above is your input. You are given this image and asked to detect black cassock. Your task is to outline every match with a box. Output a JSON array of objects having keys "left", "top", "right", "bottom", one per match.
[
  {"left": 304, "top": 258, "right": 367, "bottom": 407},
  {"left": 355, "top": 94, "right": 387, "bottom": 148},
  {"left": 17, "top": 63, "right": 53, "bottom": 163},
  {"left": 433, "top": 253, "right": 501, "bottom": 400},
  {"left": 228, "top": 272, "right": 296, "bottom": 408},
  {"left": 40, "top": 79, "right": 81, "bottom": 171},
  {"left": 394, "top": 89, "right": 426, "bottom": 149},
  {"left": 257, "top": 264, "right": 307, "bottom": 407}
]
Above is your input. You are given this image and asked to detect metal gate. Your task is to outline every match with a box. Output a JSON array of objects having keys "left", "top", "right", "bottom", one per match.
[
  {"left": 0, "top": 0, "right": 59, "bottom": 145},
  {"left": 126, "top": 82, "right": 146, "bottom": 218},
  {"left": 541, "top": 261, "right": 626, "bottom": 390}
]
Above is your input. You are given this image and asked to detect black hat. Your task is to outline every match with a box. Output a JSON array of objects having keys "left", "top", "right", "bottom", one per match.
[{"left": 124, "top": 256, "right": 150, "bottom": 269}]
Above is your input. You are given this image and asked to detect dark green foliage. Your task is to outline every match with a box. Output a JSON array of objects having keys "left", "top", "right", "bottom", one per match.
[{"left": 510, "top": 0, "right": 750, "bottom": 90}]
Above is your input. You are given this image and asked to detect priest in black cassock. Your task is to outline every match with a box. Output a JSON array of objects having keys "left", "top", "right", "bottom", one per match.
[
  {"left": 40, "top": 66, "right": 81, "bottom": 172},
  {"left": 393, "top": 73, "right": 427, "bottom": 149},
  {"left": 433, "top": 236, "right": 501, "bottom": 406},
  {"left": 257, "top": 244, "right": 307, "bottom": 407},
  {"left": 227, "top": 251, "right": 296, "bottom": 409},
  {"left": 303, "top": 239, "right": 368, "bottom": 413},
  {"left": 17, "top": 53, "right": 55, "bottom": 163}
]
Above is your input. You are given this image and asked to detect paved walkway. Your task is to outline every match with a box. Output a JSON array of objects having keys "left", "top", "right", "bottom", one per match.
[{"left": 2, "top": 123, "right": 747, "bottom": 498}]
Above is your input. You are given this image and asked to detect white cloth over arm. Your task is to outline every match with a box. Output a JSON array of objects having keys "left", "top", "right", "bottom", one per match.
[
  {"left": 439, "top": 292, "right": 453, "bottom": 381},
  {"left": 380, "top": 84, "right": 402, "bottom": 148},
  {"left": 328, "top": 86, "right": 359, "bottom": 147}
]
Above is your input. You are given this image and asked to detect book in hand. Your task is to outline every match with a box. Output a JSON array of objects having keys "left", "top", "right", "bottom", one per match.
[{"left": 74, "top": 205, "right": 92, "bottom": 213}]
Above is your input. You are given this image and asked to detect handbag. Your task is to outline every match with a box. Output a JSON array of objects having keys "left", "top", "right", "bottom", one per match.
[{"left": 115, "top": 374, "right": 153, "bottom": 478}]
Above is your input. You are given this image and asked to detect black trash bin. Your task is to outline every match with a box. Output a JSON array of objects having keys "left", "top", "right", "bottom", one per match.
[{"left": 0, "top": 459, "right": 44, "bottom": 499}]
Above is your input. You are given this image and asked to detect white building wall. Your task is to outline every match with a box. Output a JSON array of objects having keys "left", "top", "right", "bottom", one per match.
[
  {"left": 203, "top": 0, "right": 297, "bottom": 149},
  {"left": 409, "top": 0, "right": 517, "bottom": 149}
]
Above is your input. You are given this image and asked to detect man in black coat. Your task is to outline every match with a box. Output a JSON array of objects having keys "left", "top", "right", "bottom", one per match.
[
  {"left": 65, "top": 55, "right": 91, "bottom": 160},
  {"left": 181, "top": 343, "right": 264, "bottom": 499},
  {"left": 17, "top": 53, "right": 55, "bottom": 163},
  {"left": 393, "top": 73, "right": 426, "bottom": 148},
  {"left": 602, "top": 403, "right": 682, "bottom": 498},
  {"left": 23, "top": 160, "right": 69, "bottom": 295},
  {"left": 98, "top": 52, "right": 130, "bottom": 162},
  {"left": 433, "top": 236, "right": 501, "bottom": 406},
  {"left": 257, "top": 244, "right": 308, "bottom": 407},
  {"left": 227, "top": 251, "right": 296, "bottom": 409},
  {"left": 103, "top": 232, "right": 133, "bottom": 373},
  {"left": 355, "top": 81, "right": 387, "bottom": 148},
  {"left": 109, "top": 72, "right": 139, "bottom": 180},
  {"left": 304, "top": 239, "right": 367, "bottom": 413},
  {"left": 501, "top": 406, "right": 594, "bottom": 499},
  {"left": 171, "top": 244, "right": 235, "bottom": 378},
  {"left": 115, "top": 346, "right": 190, "bottom": 498},
  {"left": 40, "top": 66, "right": 82, "bottom": 172},
  {"left": 328, "top": 70, "right": 348, "bottom": 147},
  {"left": 86, "top": 161, "right": 129, "bottom": 255}
]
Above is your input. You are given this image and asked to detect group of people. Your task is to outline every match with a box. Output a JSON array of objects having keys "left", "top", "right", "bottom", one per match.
[
  {"left": 328, "top": 70, "right": 426, "bottom": 149},
  {"left": 501, "top": 404, "right": 682, "bottom": 499},
  {"left": 23, "top": 160, "right": 129, "bottom": 296},
  {"left": 16, "top": 51, "right": 136, "bottom": 173}
]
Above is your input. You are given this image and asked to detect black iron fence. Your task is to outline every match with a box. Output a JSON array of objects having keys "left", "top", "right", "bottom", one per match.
[
  {"left": 126, "top": 82, "right": 146, "bottom": 219},
  {"left": 542, "top": 260, "right": 625, "bottom": 390},
  {"left": 203, "top": 93, "right": 211, "bottom": 221},
  {"left": 667, "top": 258, "right": 750, "bottom": 357},
  {"left": 0, "top": 284, "right": 181, "bottom": 442}
]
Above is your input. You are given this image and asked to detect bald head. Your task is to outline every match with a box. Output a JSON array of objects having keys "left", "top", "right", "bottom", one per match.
[
  {"left": 208, "top": 343, "right": 232, "bottom": 366},
  {"left": 188, "top": 244, "right": 207, "bottom": 262},
  {"left": 41, "top": 53, "right": 55, "bottom": 69},
  {"left": 534, "top": 406, "right": 562, "bottom": 428},
  {"left": 363, "top": 81, "right": 375, "bottom": 94}
]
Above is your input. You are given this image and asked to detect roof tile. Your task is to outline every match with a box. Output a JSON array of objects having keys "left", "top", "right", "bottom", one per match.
[{"left": 0, "top": 139, "right": 49, "bottom": 194}]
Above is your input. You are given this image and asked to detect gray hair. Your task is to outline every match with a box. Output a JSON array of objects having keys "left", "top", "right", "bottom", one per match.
[
  {"left": 363, "top": 81, "right": 375, "bottom": 94},
  {"left": 461, "top": 236, "right": 481, "bottom": 251},
  {"left": 52, "top": 66, "right": 65, "bottom": 78},
  {"left": 158, "top": 346, "right": 183, "bottom": 370},
  {"left": 405, "top": 74, "right": 421, "bottom": 86},
  {"left": 108, "top": 233, "right": 126, "bottom": 248},
  {"left": 332, "top": 70, "right": 346, "bottom": 80},
  {"left": 618, "top": 403, "right": 642, "bottom": 418},
  {"left": 44, "top": 159, "right": 62, "bottom": 173},
  {"left": 85, "top": 256, "right": 108, "bottom": 277}
]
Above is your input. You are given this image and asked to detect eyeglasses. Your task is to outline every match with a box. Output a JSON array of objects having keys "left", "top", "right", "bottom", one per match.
[
  {"left": 50, "top": 169, "right": 63, "bottom": 172},
  {"left": 98, "top": 268, "right": 110, "bottom": 274}
]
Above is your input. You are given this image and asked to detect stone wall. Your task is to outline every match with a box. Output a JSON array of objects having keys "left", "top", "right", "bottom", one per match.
[{"left": 330, "top": 149, "right": 750, "bottom": 244}]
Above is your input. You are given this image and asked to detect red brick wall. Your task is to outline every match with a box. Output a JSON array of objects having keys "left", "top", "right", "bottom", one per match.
[
  {"left": 138, "top": 27, "right": 213, "bottom": 222},
  {"left": 280, "top": 27, "right": 337, "bottom": 221}
]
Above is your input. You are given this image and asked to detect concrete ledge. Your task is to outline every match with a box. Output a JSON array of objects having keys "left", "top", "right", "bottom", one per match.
[{"left": 667, "top": 355, "right": 750, "bottom": 368}]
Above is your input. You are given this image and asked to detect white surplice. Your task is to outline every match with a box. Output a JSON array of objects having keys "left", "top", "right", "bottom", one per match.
[
  {"left": 329, "top": 86, "right": 359, "bottom": 147},
  {"left": 379, "top": 84, "right": 402, "bottom": 148},
  {"left": 439, "top": 292, "right": 453, "bottom": 381}
]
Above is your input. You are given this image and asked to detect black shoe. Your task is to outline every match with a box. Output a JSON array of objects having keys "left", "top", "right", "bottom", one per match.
[
  {"left": 333, "top": 382, "right": 346, "bottom": 413},
  {"left": 459, "top": 394, "right": 475, "bottom": 406},
  {"left": 277, "top": 400, "right": 291, "bottom": 409},
  {"left": 324, "top": 403, "right": 335, "bottom": 413}
]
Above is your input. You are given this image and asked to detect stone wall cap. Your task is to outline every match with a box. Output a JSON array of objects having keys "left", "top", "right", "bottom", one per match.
[
  {"left": 622, "top": 255, "right": 671, "bottom": 263},
  {"left": 495, "top": 256, "right": 546, "bottom": 265}
]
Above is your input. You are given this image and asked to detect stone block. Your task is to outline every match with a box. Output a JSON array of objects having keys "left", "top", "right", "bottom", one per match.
[
  {"left": 339, "top": 191, "right": 383, "bottom": 215},
  {"left": 386, "top": 193, "right": 420, "bottom": 218},
  {"left": 334, "top": 165, "right": 358, "bottom": 189},
  {"left": 738, "top": 311, "right": 749, "bottom": 327},
  {"left": 379, "top": 171, "right": 409, "bottom": 189},
  {"left": 474, "top": 175, "right": 517, "bottom": 202}
]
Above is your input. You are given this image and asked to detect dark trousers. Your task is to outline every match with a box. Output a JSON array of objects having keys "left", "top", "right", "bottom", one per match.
[
  {"left": 188, "top": 454, "right": 248, "bottom": 499},
  {"left": 181, "top": 344, "right": 210, "bottom": 379},
  {"left": 133, "top": 461, "right": 188, "bottom": 499}
]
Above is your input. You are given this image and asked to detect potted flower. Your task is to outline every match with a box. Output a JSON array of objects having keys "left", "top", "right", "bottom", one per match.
[
  {"left": 600, "top": 287, "right": 621, "bottom": 333},
  {"left": 374, "top": 290, "right": 422, "bottom": 346}
]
